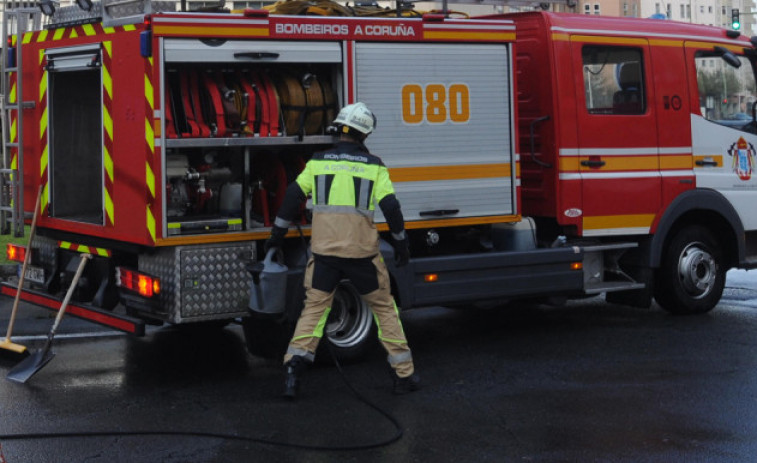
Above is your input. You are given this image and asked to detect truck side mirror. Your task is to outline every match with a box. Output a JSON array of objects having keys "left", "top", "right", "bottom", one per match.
[{"left": 714, "top": 46, "right": 742, "bottom": 68}]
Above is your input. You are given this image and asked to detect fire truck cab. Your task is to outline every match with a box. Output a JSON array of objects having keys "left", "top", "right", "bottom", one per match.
[{"left": 509, "top": 12, "right": 757, "bottom": 313}]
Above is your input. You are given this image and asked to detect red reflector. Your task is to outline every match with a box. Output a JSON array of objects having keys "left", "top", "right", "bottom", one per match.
[{"left": 6, "top": 244, "right": 25, "bottom": 263}]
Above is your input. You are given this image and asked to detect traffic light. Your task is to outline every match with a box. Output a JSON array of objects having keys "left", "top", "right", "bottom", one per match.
[{"left": 732, "top": 8, "right": 741, "bottom": 30}]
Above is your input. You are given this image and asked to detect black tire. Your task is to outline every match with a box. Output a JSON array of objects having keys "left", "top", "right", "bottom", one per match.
[
  {"left": 654, "top": 225, "right": 726, "bottom": 315},
  {"left": 318, "top": 281, "right": 377, "bottom": 363}
]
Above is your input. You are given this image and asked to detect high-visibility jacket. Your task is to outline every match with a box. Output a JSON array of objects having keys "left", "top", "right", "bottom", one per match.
[{"left": 274, "top": 141, "right": 406, "bottom": 258}]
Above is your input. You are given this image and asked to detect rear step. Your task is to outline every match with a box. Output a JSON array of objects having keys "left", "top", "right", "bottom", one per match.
[{"left": 0, "top": 283, "right": 145, "bottom": 335}]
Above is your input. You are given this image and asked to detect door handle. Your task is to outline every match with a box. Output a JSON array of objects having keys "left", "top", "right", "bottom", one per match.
[
  {"left": 419, "top": 209, "right": 460, "bottom": 217},
  {"left": 234, "top": 52, "right": 280, "bottom": 60},
  {"left": 580, "top": 160, "right": 606, "bottom": 168},
  {"left": 695, "top": 160, "right": 718, "bottom": 167}
]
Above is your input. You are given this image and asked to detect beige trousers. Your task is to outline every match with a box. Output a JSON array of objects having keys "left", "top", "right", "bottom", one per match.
[{"left": 283, "top": 254, "right": 414, "bottom": 378}]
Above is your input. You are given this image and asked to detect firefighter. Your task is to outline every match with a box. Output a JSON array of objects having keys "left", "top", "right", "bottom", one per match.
[{"left": 265, "top": 102, "right": 419, "bottom": 399}]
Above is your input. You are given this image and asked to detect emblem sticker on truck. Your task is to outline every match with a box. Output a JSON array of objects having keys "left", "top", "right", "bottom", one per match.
[{"left": 727, "top": 137, "right": 756, "bottom": 181}]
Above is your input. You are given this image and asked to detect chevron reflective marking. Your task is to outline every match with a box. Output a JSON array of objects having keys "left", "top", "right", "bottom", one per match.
[
  {"left": 102, "top": 41, "right": 115, "bottom": 227},
  {"left": 145, "top": 56, "right": 157, "bottom": 243},
  {"left": 58, "top": 241, "right": 112, "bottom": 257}
]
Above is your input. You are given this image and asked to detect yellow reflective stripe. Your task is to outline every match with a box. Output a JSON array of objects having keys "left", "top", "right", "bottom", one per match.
[
  {"left": 145, "top": 118, "right": 154, "bottom": 152},
  {"left": 69, "top": 29, "right": 78, "bottom": 39},
  {"left": 36, "top": 30, "right": 48, "bottom": 43},
  {"left": 373, "top": 301, "right": 407, "bottom": 344},
  {"left": 105, "top": 189, "right": 114, "bottom": 225},
  {"left": 123, "top": 24, "right": 136, "bottom": 32},
  {"left": 39, "top": 106, "right": 47, "bottom": 140},
  {"left": 103, "top": 106, "right": 113, "bottom": 141},
  {"left": 39, "top": 70, "right": 47, "bottom": 98},
  {"left": 102, "top": 66, "right": 112, "bottom": 101},
  {"left": 146, "top": 206, "right": 156, "bottom": 241},
  {"left": 59, "top": 241, "right": 110, "bottom": 256},
  {"left": 9, "top": 83, "right": 16, "bottom": 105},
  {"left": 144, "top": 74, "right": 154, "bottom": 110},
  {"left": 293, "top": 307, "right": 332, "bottom": 340},
  {"left": 53, "top": 29, "right": 65, "bottom": 40},
  {"left": 145, "top": 161, "right": 155, "bottom": 198},
  {"left": 9, "top": 118, "right": 16, "bottom": 143},
  {"left": 82, "top": 24, "right": 95, "bottom": 36},
  {"left": 104, "top": 147, "right": 113, "bottom": 182},
  {"left": 40, "top": 145, "right": 48, "bottom": 177}
]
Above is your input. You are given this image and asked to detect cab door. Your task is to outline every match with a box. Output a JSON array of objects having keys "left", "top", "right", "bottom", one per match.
[{"left": 571, "top": 39, "right": 660, "bottom": 237}]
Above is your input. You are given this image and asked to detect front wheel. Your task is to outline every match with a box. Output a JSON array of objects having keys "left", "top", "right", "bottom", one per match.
[{"left": 654, "top": 226, "right": 726, "bottom": 315}]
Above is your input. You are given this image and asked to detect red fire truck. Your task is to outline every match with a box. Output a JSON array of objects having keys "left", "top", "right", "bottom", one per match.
[{"left": 2, "top": 1, "right": 756, "bottom": 360}]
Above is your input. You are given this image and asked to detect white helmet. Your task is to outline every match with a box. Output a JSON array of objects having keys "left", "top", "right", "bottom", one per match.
[{"left": 333, "top": 102, "right": 377, "bottom": 136}]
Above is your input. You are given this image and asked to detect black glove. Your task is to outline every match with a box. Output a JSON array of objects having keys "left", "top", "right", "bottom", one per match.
[
  {"left": 264, "top": 225, "right": 287, "bottom": 254},
  {"left": 393, "top": 237, "right": 410, "bottom": 267}
]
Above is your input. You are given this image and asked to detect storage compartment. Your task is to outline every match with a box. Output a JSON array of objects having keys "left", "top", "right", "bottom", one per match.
[
  {"left": 47, "top": 44, "right": 105, "bottom": 225},
  {"left": 161, "top": 53, "right": 341, "bottom": 235}
]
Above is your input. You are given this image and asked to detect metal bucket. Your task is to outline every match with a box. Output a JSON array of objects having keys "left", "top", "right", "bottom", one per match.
[{"left": 248, "top": 248, "right": 288, "bottom": 315}]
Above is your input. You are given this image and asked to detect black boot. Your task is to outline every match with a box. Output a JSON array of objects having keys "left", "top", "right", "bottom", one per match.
[
  {"left": 393, "top": 372, "right": 420, "bottom": 395},
  {"left": 283, "top": 355, "right": 306, "bottom": 399}
]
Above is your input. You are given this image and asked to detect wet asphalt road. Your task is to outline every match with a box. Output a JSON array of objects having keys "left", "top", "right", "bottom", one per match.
[{"left": 1, "top": 272, "right": 757, "bottom": 462}]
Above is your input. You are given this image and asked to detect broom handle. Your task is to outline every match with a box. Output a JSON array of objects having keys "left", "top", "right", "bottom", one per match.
[
  {"left": 4, "top": 185, "right": 43, "bottom": 342},
  {"left": 43, "top": 253, "right": 91, "bottom": 349}
]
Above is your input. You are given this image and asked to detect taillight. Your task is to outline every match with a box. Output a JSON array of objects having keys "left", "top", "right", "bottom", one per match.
[
  {"left": 6, "top": 243, "right": 25, "bottom": 263},
  {"left": 116, "top": 267, "right": 160, "bottom": 297}
]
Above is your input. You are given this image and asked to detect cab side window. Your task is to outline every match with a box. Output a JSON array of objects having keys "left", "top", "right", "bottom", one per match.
[
  {"left": 582, "top": 46, "right": 645, "bottom": 115},
  {"left": 696, "top": 52, "right": 757, "bottom": 132}
]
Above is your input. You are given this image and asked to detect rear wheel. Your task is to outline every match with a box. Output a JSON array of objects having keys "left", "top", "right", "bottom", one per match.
[
  {"left": 654, "top": 225, "right": 726, "bottom": 315},
  {"left": 319, "top": 281, "right": 376, "bottom": 363},
  {"left": 242, "top": 281, "right": 376, "bottom": 362}
]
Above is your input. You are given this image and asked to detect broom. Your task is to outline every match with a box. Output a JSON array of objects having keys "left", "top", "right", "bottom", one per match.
[{"left": 0, "top": 185, "right": 43, "bottom": 356}]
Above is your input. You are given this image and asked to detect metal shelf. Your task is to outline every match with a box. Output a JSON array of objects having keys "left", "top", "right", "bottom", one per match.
[{"left": 165, "top": 135, "right": 335, "bottom": 149}]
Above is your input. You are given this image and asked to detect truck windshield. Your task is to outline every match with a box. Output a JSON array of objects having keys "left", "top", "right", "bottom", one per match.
[{"left": 696, "top": 53, "right": 757, "bottom": 132}]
